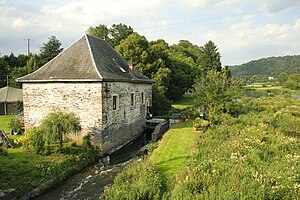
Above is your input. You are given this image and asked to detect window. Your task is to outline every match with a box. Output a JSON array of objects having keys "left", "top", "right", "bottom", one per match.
[
  {"left": 141, "top": 92, "right": 145, "bottom": 104},
  {"left": 130, "top": 92, "right": 135, "bottom": 106},
  {"left": 113, "top": 95, "right": 119, "bottom": 110}
]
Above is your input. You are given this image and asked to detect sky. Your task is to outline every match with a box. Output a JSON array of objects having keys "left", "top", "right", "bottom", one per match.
[{"left": 0, "top": 0, "right": 299, "bottom": 66}]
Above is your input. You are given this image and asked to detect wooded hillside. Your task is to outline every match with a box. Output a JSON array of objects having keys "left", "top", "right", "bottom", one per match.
[{"left": 229, "top": 55, "right": 300, "bottom": 78}]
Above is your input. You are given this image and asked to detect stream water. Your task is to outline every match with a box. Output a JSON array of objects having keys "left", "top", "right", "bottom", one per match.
[{"left": 36, "top": 128, "right": 153, "bottom": 200}]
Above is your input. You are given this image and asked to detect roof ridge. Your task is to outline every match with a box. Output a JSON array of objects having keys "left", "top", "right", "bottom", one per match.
[
  {"left": 17, "top": 35, "right": 87, "bottom": 82},
  {"left": 85, "top": 34, "right": 103, "bottom": 80}
]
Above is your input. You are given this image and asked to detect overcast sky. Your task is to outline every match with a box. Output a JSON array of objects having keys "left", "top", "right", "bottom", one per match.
[{"left": 0, "top": 0, "right": 299, "bottom": 65}]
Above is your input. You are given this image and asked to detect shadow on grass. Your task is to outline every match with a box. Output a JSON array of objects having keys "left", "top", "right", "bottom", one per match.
[{"left": 155, "top": 155, "right": 190, "bottom": 174}]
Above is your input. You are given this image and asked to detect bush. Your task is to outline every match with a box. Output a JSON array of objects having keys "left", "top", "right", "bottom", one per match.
[
  {"left": 193, "top": 117, "right": 209, "bottom": 131},
  {"left": 15, "top": 127, "right": 46, "bottom": 154},
  {"left": 9, "top": 118, "right": 24, "bottom": 135},
  {"left": 82, "top": 134, "right": 92, "bottom": 148}
]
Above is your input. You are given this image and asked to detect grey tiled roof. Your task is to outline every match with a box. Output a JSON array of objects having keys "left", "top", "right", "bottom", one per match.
[{"left": 17, "top": 34, "right": 153, "bottom": 84}]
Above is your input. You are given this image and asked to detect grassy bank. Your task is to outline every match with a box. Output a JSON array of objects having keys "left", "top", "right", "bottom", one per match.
[
  {"left": 0, "top": 145, "right": 100, "bottom": 198},
  {"left": 103, "top": 95, "right": 300, "bottom": 199},
  {"left": 150, "top": 120, "right": 198, "bottom": 177}
]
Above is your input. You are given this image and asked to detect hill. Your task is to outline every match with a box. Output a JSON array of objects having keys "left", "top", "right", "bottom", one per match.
[{"left": 229, "top": 55, "right": 300, "bottom": 79}]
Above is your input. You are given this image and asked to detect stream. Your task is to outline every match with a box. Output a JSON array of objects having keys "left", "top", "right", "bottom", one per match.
[{"left": 36, "top": 128, "right": 153, "bottom": 200}]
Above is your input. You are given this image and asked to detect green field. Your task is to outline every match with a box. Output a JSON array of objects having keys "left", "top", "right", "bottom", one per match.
[
  {"left": 0, "top": 115, "right": 14, "bottom": 132},
  {"left": 150, "top": 120, "right": 198, "bottom": 177},
  {"left": 172, "top": 97, "right": 195, "bottom": 110}
]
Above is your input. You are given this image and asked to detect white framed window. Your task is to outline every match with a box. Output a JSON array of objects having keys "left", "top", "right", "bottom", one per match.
[
  {"left": 141, "top": 92, "right": 145, "bottom": 104},
  {"left": 130, "top": 92, "right": 135, "bottom": 106},
  {"left": 112, "top": 95, "right": 119, "bottom": 110}
]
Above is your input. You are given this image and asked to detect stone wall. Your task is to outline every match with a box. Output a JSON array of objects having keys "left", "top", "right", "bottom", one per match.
[
  {"left": 22, "top": 81, "right": 152, "bottom": 153},
  {"left": 93, "top": 82, "right": 152, "bottom": 153},
  {"left": 22, "top": 82, "right": 102, "bottom": 137}
]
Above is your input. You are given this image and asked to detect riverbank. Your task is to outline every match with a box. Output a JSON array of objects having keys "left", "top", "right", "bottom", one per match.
[
  {"left": 0, "top": 144, "right": 100, "bottom": 199},
  {"left": 102, "top": 95, "right": 300, "bottom": 199}
]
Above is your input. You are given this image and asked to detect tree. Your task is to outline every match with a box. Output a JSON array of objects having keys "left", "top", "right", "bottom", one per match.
[
  {"left": 152, "top": 67, "right": 172, "bottom": 96},
  {"left": 109, "top": 23, "right": 134, "bottom": 47},
  {"left": 0, "top": 58, "right": 8, "bottom": 87},
  {"left": 199, "top": 40, "right": 222, "bottom": 73},
  {"left": 87, "top": 24, "right": 110, "bottom": 41},
  {"left": 278, "top": 72, "right": 288, "bottom": 85},
  {"left": 284, "top": 73, "right": 300, "bottom": 90},
  {"left": 152, "top": 86, "right": 171, "bottom": 116},
  {"left": 39, "top": 36, "right": 63, "bottom": 66},
  {"left": 116, "top": 33, "right": 149, "bottom": 71},
  {"left": 25, "top": 56, "right": 40, "bottom": 74},
  {"left": 193, "top": 70, "right": 237, "bottom": 124},
  {"left": 40, "top": 109, "right": 81, "bottom": 148},
  {"left": 87, "top": 23, "right": 134, "bottom": 47}
]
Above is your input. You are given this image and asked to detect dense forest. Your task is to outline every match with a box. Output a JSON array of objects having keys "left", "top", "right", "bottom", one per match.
[{"left": 229, "top": 55, "right": 300, "bottom": 79}]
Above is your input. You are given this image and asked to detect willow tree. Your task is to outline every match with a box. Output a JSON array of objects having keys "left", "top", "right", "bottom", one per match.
[{"left": 41, "top": 109, "right": 81, "bottom": 148}]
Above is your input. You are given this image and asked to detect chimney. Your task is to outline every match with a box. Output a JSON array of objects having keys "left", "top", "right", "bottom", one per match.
[{"left": 128, "top": 58, "right": 134, "bottom": 75}]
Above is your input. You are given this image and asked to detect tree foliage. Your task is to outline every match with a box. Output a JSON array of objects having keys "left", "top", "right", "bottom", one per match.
[
  {"left": 283, "top": 73, "right": 300, "bottom": 90},
  {"left": 116, "top": 33, "right": 149, "bottom": 71},
  {"left": 16, "top": 109, "right": 81, "bottom": 154},
  {"left": 87, "top": 23, "right": 134, "bottom": 47},
  {"left": 39, "top": 35, "right": 63, "bottom": 66},
  {"left": 277, "top": 72, "right": 288, "bottom": 85},
  {"left": 199, "top": 40, "right": 222, "bottom": 73},
  {"left": 41, "top": 109, "right": 81, "bottom": 148},
  {"left": 193, "top": 70, "right": 237, "bottom": 124},
  {"left": 229, "top": 55, "right": 300, "bottom": 79}
]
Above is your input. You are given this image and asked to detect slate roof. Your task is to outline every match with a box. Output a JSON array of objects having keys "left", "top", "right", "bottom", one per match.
[{"left": 17, "top": 34, "right": 153, "bottom": 84}]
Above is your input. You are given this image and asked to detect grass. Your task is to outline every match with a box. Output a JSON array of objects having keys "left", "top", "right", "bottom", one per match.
[
  {"left": 0, "top": 148, "right": 67, "bottom": 196},
  {"left": 172, "top": 97, "right": 195, "bottom": 110},
  {"left": 104, "top": 93, "right": 300, "bottom": 199},
  {"left": 150, "top": 120, "right": 199, "bottom": 177},
  {"left": 0, "top": 115, "right": 14, "bottom": 132}
]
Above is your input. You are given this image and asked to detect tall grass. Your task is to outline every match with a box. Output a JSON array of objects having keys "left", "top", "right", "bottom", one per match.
[{"left": 102, "top": 96, "right": 300, "bottom": 199}]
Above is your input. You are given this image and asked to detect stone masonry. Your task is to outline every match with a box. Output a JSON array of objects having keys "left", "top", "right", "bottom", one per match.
[{"left": 22, "top": 81, "right": 152, "bottom": 153}]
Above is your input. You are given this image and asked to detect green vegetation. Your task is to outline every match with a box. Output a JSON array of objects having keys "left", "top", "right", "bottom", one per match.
[
  {"left": 0, "top": 115, "right": 14, "bottom": 132},
  {"left": 16, "top": 109, "right": 81, "bottom": 154},
  {"left": 0, "top": 111, "right": 99, "bottom": 198},
  {"left": 103, "top": 94, "right": 300, "bottom": 199},
  {"left": 172, "top": 97, "right": 194, "bottom": 111},
  {"left": 0, "top": 146, "right": 100, "bottom": 197},
  {"left": 150, "top": 120, "right": 199, "bottom": 177},
  {"left": 229, "top": 55, "right": 300, "bottom": 79}
]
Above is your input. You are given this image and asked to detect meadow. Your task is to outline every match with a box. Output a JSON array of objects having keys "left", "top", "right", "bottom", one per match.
[{"left": 103, "top": 93, "right": 300, "bottom": 199}]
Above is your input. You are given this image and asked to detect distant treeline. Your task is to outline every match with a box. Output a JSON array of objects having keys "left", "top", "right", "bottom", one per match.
[{"left": 229, "top": 55, "right": 300, "bottom": 79}]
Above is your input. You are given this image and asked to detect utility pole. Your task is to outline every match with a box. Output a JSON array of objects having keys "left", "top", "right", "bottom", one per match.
[
  {"left": 24, "top": 38, "right": 33, "bottom": 56},
  {"left": 6, "top": 75, "right": 8, "bottom": 86}
]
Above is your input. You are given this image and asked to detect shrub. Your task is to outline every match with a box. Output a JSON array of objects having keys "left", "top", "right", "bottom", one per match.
[
  {"left": 15, "top": 127, "right": 46, "bottom": 154},
  {"left": 193, "top": 117, "right": 209, "bottom": 131},
  {"left": 82, "top": 134, "right": 92, "bottom": 148},
  {"left": 9, "top": 118, "right": 24, "bottom": 135}
]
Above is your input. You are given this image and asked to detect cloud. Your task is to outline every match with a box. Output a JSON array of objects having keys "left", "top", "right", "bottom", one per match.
[
  {"left": 11, "top": 17, "right": 28, "bottom": 29},
  {"left": 0, "top": 0, "right": 299, "bottom": 65},
  {"left": 200, "top": 18, "right": 300, "bottom": 65}
]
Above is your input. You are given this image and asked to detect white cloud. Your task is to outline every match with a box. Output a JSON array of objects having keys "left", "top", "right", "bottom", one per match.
[
  {"left": 11, "top": 17, "right": 28, "bottom": 29},
  {"left": 0, "top": 0, "right": 299, "bottom": 65}
]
